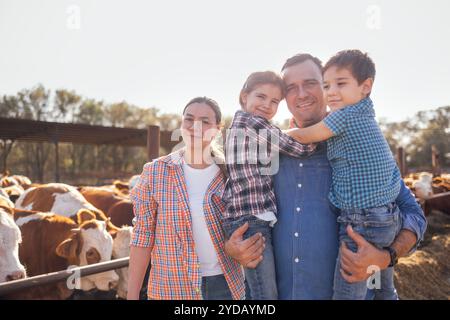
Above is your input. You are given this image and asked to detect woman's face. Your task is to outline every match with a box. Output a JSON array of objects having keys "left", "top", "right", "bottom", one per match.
[{"left": 181, "top": 102, "right": 220, "bottom": 151}]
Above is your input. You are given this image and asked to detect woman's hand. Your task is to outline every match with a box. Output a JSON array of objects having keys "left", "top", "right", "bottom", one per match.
[
  {"left": 127, "top": 246, "right": 151, "bottom": 300},
  {"left": 224, "top": 222, "right": 265, "bottom": 269}
]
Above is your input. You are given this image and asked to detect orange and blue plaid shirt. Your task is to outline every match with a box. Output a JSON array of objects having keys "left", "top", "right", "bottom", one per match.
[{"left": 130, "top": 148, "right": 245, "bottom": 300}]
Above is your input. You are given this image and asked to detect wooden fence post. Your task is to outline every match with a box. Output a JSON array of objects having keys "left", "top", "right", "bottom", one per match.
[
  {"left": 432, "top": 145, "right": 441, "bottom": 177},
  {"left": 397, "top": 147, "right": 407, "bottom": 177},
  {"left": 147, "top": 125, "right": 160, "bottom": 162}
]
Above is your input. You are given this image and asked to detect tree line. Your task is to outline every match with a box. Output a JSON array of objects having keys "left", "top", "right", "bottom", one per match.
[
  {"left": 0, "top": 84, "right": 185, "bottom": 185},
  {"left": 1, "top": 84, "right": 449, "bottom": 185}
]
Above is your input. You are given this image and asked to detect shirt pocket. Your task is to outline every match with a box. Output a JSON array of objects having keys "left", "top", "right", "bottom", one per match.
[{"left": 302, "top": 162, "right": 332, "bottom": 202}]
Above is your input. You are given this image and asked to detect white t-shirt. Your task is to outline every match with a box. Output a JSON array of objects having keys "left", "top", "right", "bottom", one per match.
[{"left": 183, "top": 161, "right": 223, "bottom": 277}]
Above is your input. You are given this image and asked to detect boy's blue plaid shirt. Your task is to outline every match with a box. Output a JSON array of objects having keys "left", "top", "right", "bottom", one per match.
[{"left": 323, "top": 97, "right": 402, "bottom": 209}]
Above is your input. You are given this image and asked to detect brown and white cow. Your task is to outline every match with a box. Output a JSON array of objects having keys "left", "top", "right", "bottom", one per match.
[
  {"left": 97, "top": 181, "right": 130, "bottom": 197},
  {"left": 2, "top": 184, "right": 24, "bottom": 203},
  {"left": 111, "top": 226, "right": 132, "bottom": 299},
  {"left": 0, "top": 196, "right": 27, "bottom": 284},
  {"left": 1, "top": 176, "right": 20, "bottom": 188},
  {"left": 0, "top": 188, "right": 12, "bottom": 204},
  {"left": 15, "top": 183, "right": 106, "bottom": 220},
  {"left": 78, "top": 187, "right": 133, "bottom": 298},
  {"left": 128, "top": 174, "right": 140, "bottom": 190},
  {"left": 12, "top": 209, "right": 119, "bottom": 299},
  {"left": 14, "top": 183, "right": 131, "bottom": 298},
  {"left": 79, "top": 186, "right": 134, "bottom": 227},
  {"left": 10, "top": 175, "right": 32, "bottom": 188},
  {"left": 14, "top": 183, "right": 130, "bottom": 240}
]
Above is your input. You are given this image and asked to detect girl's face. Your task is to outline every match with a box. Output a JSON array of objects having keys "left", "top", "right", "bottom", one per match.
[
  {"left": 181, "top": 102, "right": 220, "bottom": 150},
  {"left": 241, "top": 84, "right": 282, "bottom": 120}
]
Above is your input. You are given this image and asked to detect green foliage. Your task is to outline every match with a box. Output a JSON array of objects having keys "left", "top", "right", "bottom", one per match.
[
  {"left": 0, "top": 85, "right": 184, "bottom": 183},
  {"left": 1, "top": 84, "right": 448, "bottom": 183},
  {"left": 380, "top": 106, "right": 450, "bottom": 170}
]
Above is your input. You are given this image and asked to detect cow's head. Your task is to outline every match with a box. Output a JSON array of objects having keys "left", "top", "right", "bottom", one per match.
[
  {"left": 4, "top": 185, "right": 24, "bottom": 203},
  {"left": 112, "top": 226, "right": 132, "bottom": 299},
  {"left": 55, "top": 210, "right": 119, "bottom": 292},
  {"left": 0, "top": 210, "right": 27, "bottom": 283},
  {"left": 413, "top": 180, "right": 433, "bottom": 200}
]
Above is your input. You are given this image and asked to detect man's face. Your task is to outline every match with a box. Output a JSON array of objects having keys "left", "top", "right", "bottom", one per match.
[{"left": 282, "top": 60, "right": 326, "bottom": 128}]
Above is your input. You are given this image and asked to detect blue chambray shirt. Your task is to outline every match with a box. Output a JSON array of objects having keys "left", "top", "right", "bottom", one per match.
[
  {"left": 273, "top": 145, "right": 427, "bottom": 300},
  {"left": 323, "top": 97, "right": 402, "bottom": 209}
]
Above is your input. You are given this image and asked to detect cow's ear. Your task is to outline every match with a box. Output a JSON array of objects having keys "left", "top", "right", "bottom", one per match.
[
  {"left": 105, "top": 218, "right": 119, "bottom": 239},
  {"left": 76, "top": 209, "right": 96, "bottom": 224},
  {"left": 55, "top": 233, "right": 80, "bottom": 260}
]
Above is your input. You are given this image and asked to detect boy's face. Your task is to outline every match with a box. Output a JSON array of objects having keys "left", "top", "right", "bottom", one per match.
[
  {"left": 323, "top": 66, "right": 373, "bottom": 112},
  {"left": 241, "top": 84, "right": 282, "bottom": 120}
]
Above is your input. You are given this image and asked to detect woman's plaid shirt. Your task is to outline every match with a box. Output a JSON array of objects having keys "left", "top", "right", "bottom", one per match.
[
  {"left": 223, "top": 110, "right": 316, "bottom": 218},
  {"left": 130, "top": 148, "right": 245, "bottom": 300}
]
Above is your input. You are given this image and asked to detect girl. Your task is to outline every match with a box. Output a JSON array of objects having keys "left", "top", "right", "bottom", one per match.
[
  {"left": 127, "top": 97, "right": 245, "bottom": 300},
  {"left": 222, "top": 71, "right": 316, "bottom": 299}
]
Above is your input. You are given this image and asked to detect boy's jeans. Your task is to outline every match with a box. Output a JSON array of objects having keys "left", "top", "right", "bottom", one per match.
[
  {"left": 222, "top": 215, "right": 278, "bottom": 300},
  {"left": 333, "top": 203, "right": 402, "bottom": 300}
]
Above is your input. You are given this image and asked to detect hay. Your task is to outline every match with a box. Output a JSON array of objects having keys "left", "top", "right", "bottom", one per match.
[{"left": 394, "top": 211, "right": 450, "bottom": 299}]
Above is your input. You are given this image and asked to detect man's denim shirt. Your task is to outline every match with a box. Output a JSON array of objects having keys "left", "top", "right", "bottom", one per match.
[{"left": 273, "top": 143, "right": 427, "bottom": 300}]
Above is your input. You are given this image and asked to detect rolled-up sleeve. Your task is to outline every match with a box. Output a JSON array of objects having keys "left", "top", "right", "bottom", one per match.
[
  {"left": 395, "top": 180, "right": 427, "bottom": 254},
  {"left": 130, "top": 162, "right": 158, "bottom": 249},
  {"left": 244, "top": 111, "right": 316, "bottom": 157}
]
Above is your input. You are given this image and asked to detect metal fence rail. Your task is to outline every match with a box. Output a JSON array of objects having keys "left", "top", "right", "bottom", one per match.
[{"left": 0, "top": 257, "right": 129, "bottom": 296}]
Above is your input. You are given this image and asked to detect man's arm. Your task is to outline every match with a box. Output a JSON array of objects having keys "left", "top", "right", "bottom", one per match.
[
  {"left": 284, "top": 120, "right": 334, "bottom": 144},
  {"left": 394, "top": 180, "right": 428, "bottom": 253},
  {"left": 243, "top": 111, "right": 317, "bottom": 157},
  {"left": 339, "top": 226, "right": 417, "bottom": 283},
  {"left": 223, "top": 222, "right": 266, "bottom": 268}
]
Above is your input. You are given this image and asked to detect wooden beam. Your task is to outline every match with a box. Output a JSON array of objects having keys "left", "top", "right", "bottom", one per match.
[{"left": 147, "top": 125, "right": 160, "bottom": 161}]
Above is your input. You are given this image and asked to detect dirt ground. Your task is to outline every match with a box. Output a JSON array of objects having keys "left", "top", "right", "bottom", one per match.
[{"left": 394, "top": 210, "right": 450, "bottom": 299}]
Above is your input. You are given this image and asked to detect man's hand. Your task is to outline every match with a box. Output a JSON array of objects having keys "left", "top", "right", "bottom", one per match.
[
  {"left": 224, "top": 222, "right": 265, "bottom": 269},
  {"left": 339, "top": 225, "right": 390, "bottom": 283},
  {"left": 340, "top": 224, "right": 417, "bottom": 283}
]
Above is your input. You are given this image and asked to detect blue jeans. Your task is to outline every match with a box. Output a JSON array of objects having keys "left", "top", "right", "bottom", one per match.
[
  {"left": 201, "top": 274, "right": 233, "bottom": 300},
  {"left": 333, "top": 203, "right": 401, "bottom": 300},
  {"left": 222, "top": 215, "right": 278, "bottom": 300}
]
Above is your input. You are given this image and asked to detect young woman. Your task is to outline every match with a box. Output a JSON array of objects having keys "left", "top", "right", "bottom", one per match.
[{"left": 127, "top": 97, "right": 245, "bottom": 300}]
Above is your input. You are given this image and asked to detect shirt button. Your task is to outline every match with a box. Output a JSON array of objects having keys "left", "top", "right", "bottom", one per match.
[
  {"left": 299, "top": 163, "right": 303, "bottom": 167},
  {"left": 298, "top": 183, "right": 302, "bottom": 188},
  {"left": 296, "top": 207, "right": 301, "bottom": 212},
  {"left": 294, "top": 232, "right": 299, "bottom": 237},
  {"left": 294, "top": 257, "right": 299, "bottom": 263}
]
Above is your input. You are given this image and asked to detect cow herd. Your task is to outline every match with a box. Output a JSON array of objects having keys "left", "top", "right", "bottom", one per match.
[
  {"left": 1, "top": 171, "right": 449, "bottom": 300},
  {"left": 0, "top": 174, "right": 138, "bottom": 299}
]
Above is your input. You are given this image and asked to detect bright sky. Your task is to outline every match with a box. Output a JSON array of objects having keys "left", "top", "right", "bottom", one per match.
[{"left": 1, "top": 0, "right": 449, "bottom": 124}]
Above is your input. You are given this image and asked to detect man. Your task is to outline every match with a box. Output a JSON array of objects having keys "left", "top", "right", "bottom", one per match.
[{"left": 225, "top": 53, "right": 427, "bottom": 299}]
